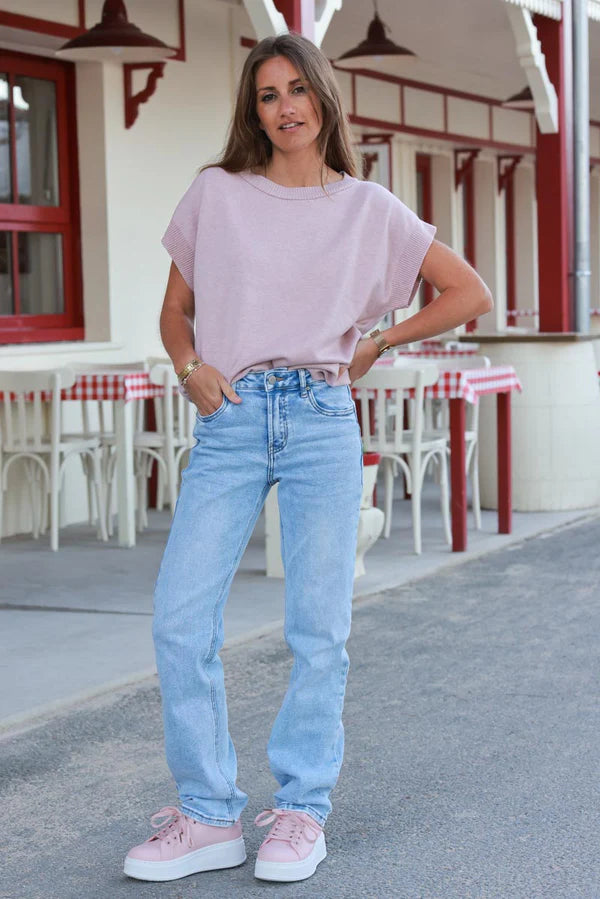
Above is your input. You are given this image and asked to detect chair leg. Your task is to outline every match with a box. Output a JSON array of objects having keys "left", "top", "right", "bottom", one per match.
[
  {"left": 411, "top": 462, "right": 422, "bottom": 555},
  {"left": 439, "top": 451, "right": 452, "bottom": 546},
  {"left": 470, "top": 440, "right": 482, "bottom": 530},
  {"left": 91, "top": 450, "right": 109, "bottom": 542},
  {"left": 383, "top": 457, "right": 394, "bottom": 539},
  {"left": 50, "top": 460, "right": 60, "bottom": 552}
]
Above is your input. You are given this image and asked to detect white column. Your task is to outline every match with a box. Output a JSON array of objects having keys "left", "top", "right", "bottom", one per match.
[
  {"left": 473, "top": 157, "right": 505, "bottom": 333},
  {"left": 514, "top": 162, "right": 538, "bottom": 322},
  {"left": 590, "top": 170, "right": 600, "bottom": 335}
]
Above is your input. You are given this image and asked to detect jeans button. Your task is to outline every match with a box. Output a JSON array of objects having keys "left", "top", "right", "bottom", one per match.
[{"left": 267, "top": 375, "right": 277, "bottom": 385}]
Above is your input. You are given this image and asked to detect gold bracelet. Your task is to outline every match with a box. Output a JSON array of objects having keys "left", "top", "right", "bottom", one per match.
[{"left": 177, "top": 357, "right": 203, "bottom": 383}]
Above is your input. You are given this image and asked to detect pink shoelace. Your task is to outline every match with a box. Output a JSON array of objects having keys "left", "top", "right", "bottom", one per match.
[
  {"left": 148, "top": 806, "right": 195, "bottom": 849},
  {"left": 254, "top": 808, "right": 321, "bottom": 856}
]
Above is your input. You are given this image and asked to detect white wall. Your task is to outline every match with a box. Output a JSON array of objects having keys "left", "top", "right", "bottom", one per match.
[{"left": 0, "top": 0, "right": 251, "bottom": 535}]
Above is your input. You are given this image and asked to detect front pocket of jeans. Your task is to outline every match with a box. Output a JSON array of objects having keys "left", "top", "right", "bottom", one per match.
[
  {"left": 195, "top": 395, "right": 228, "bottom": 422},
  {"left": 307, "top": 384, "right": 356, "bottom": 416}
]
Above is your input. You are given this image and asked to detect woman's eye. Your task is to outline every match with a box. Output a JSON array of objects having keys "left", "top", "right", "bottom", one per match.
[
  {"left": 261, "top": 93, "right": 275, "bottom": 103},
  {"left": 293, "top": 85, "right": 306, "bottom": 94}
]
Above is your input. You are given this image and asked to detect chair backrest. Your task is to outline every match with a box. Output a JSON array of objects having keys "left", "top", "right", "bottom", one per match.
[
  {"left": 0, "top": 368, "right": 75, "bottom": 452},
  {"left": 353, "top": 364, "right": 439, "bottom": 454}
]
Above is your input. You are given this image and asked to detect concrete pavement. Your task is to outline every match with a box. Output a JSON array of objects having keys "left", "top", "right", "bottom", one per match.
[
  {"left": 0, "top": 479, "right": 589, "bottom": 730},
  {"left": 2, "top": 515, "right": 600, "bottom": 898}
]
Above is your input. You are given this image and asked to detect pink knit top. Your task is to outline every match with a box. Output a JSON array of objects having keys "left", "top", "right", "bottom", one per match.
[{"left": 161, "top": 166, "right": 436, "bottom": 387}]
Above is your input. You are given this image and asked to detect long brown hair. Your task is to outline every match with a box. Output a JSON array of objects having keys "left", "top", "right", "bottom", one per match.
[{"left": 200, "top": 32, "right": 360, "bottom": 192}]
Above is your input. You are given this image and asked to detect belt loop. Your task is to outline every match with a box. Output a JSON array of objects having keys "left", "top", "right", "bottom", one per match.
[{"left": 299, "top": 368, "right": 308, "bottom": 396}]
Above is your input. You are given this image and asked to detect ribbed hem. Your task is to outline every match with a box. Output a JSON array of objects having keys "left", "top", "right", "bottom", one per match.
[{"left": 238, "top": 170, "right": 357, "bottom": 200}]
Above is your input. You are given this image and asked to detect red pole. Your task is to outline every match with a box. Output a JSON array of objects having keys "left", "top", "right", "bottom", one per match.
[
  {"left": 534, "top": 8, "right": 573, "bottom": 332},
  {"left": 449, "top": 397, "right": 468, "bottom": 551},
  {"left": 497, "top": 392, "right": 512, "bottom": 534}
]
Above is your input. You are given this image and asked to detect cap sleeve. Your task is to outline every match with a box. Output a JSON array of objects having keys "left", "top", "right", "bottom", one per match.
[
  {"left": 355, "top": 194, "right": 436, "bottom": 333},
  {"left": 161, "top": 174, "right": 203, "bottom": 290}
]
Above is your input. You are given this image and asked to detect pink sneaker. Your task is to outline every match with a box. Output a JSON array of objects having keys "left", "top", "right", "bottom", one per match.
[
  {"left": 253, "top": 808, "right": 326, "bottom": 882},
  {"left": 124, "top": 806, "right": 246, "bottom": 882}
]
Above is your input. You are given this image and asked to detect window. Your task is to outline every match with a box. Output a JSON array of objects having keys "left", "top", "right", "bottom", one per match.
[{"left": 0, "top": 51, "right": 82, "bottom": 344}]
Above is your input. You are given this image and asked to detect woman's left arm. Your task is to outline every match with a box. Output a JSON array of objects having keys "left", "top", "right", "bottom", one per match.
[{"left": 347, "top": 239, "right": 493, "bottom": 382}]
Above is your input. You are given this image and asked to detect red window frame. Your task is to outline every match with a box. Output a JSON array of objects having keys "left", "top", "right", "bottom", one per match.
[{"left": 0, "top": 50, "right": 83, "bottom": 344}]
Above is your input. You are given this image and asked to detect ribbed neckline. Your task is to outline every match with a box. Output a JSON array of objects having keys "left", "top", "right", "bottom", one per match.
[{"left": 238, "top": 169, "right": 357, "bottom": 200}]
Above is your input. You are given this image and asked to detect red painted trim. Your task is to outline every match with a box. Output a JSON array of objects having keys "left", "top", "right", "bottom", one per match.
[
  {"left": 7, "top": 73, "right": 18, "bottom": 205},
  {"left": 0, "top": 51, "right": 83, "bottom": 345},
  {"left": 454, "top": 149, "right": 480, "bottom": 189},
  {"left": 399, "top": 83, "right": 404, "bottom": 125},
  {"left": 351, "top": 72, "right": 356, "bottom": 117},
  {"left": 335, "top": 64, "right": 530, "bottom": 110},
  {"left": 449, "top": 398, "right": 468, "bottom": 551},
  {"left": 350, "top": 114, "right": 533, "bottom": 155},
  {"left": 534, "top": 13, "right": 572, "bottom": 332},
  {"left": 124, "top": 63, "right": 166, "bottom": 129},
  {"left": 416, "top": 154, "right": 434, "bottom": 306},
  {"left": 169, "top": 0, "right": 187, "bottom": 62},
  {"left": 78, "top": 0, "right": 86, "bottom": 29},
  {"left": 497, "top": 393, "right": 512, "bottom": 534},
  {"left": 274, "top": 0, "right": 302, "bottom": 32},
  {"left": 0, "top": 10, "right": 83, "bottom": 40}
]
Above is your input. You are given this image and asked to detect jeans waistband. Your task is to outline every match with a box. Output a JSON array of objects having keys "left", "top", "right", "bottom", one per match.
[{"left": 233, "top": 367, "right": 313, "bottom": 393}]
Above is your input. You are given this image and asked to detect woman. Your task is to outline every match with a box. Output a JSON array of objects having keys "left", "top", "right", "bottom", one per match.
[{"left": 124, "top": 32, "right": 492, "bottom": 885}]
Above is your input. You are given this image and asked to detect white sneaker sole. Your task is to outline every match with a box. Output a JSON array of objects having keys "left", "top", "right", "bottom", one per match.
[
  {"left": 123, "top": 836, "right": 246, "bottom": 882},
  {"left": 254, "top": 832, "right": 327, "bottom": 882}
]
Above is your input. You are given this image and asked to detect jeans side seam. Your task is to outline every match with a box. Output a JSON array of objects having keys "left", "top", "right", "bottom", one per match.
[{"left": 205, "top": 481, "right": 271, "bottom": 817}]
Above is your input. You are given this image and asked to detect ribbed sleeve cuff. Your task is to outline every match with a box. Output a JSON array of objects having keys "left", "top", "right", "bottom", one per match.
[
  {"left": 161, "top": 221, "right": 195, "bottom": 291},
  {"left": 390, "top": 220, "right": 437, "bottom": 308}
]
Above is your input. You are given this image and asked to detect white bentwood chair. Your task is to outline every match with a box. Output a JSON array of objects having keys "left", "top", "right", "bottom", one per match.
[
  {"left": 68, "top": 361, "right": 147, "bottom": 528},
  {"left": 353, "top": 364, "right": 451, "bottom": 554},
  {"left": 104, "top": 362, "right": 194, "bottom": 533},
  {"left": 418, "top": 355, "right": 491, "bottom": 530},
  {"left": 0, "top": 368, "right": 108, "bottom": 551}
]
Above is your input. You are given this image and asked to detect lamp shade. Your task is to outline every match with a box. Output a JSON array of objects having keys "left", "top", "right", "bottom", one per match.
[
  {"left": 56, "top": 0, "right": 176, "bottom": 63},
  {"left": 502, "top": 86, "right": 534, "bottom": 110},
  {"left": 335, "top": 10, "right": 416, "bottom": 69}
]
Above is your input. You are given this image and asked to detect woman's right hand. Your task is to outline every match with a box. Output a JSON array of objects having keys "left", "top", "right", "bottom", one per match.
[{"left": 184, "top": 363, "right": 242, "bottom": 416}]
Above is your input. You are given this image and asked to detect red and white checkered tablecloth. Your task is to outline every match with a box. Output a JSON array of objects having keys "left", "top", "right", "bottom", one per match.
[
  {"left": 1, "top": 371, "right": 164, "bottom": 404},
  {"left": 424, "top": 365, "right": 522, "bottom": 403},
  {"left": 352, "top": 365, "right": 522, "bottom": 404},
  {"left": 61, "top": 372, "right": 164, "bottom": 402}
]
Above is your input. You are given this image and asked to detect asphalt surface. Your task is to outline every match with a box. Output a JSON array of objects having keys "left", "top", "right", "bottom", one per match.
[{"left": 2, "top": 517, "right": 600, "bottom": 899}]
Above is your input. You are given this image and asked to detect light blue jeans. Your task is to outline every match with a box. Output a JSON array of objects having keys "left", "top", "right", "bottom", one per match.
[{"left": 153, "top": 367, "right": 363, "bottom": 828}]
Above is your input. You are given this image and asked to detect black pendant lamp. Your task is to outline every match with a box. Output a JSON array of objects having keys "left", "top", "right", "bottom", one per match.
[
  {"left": 335, "top": 1, "right": 416, "bottom": 69},
  {"left": 56, "top": 0, "right": 176, "bottom": 63},
  {"left": 502, "top": 86, "right": 535, "bottom": 110}
]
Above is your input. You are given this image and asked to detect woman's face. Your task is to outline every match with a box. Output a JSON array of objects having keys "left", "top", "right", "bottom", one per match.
[{"left": 254, "top": 55, "right": 323, "bottom": 157}]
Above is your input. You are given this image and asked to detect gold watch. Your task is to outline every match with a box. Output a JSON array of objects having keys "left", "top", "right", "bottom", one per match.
[{"left": 368, "top": 328, "right": 392, "bottom": 357}]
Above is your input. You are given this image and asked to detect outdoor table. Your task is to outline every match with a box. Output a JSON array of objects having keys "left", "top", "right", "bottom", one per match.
[
  {"left": 352, "top": 362, "right": 523, "bottom": 552},
  {"left": 62, "top": 371, "right": 165, "bottom": 548}
]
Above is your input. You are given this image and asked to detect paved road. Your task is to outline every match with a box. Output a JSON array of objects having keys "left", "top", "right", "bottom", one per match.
[{"left": 2, "top": 517, "right": 600, "bottom": 898}]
